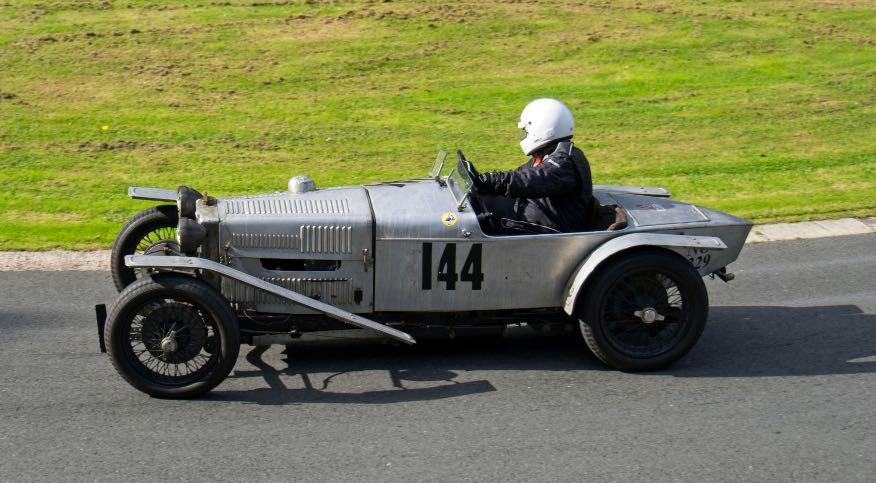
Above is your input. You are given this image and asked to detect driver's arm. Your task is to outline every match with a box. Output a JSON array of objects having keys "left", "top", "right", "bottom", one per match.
[{"left": 483, "top": 152, "right": 580, "bottom": 198}]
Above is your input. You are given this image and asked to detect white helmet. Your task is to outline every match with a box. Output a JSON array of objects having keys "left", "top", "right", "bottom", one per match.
[{"left": 517, "top": 98, "right": 575, "bottom": 155}]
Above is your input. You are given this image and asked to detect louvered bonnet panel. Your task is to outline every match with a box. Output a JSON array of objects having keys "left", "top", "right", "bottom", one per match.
[
  {"left": 214, "top": 186, "right": 374, "bottom": 314},
  {"left": 222, "top": 277, "right": 355, "bottom": 306},
  {"left": 217, "top": 187, "right": 371, "bottom": 260}
]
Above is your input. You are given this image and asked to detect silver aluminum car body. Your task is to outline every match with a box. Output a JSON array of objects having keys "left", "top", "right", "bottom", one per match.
[{"left": 127, "top": 162, "right": 751, "bottom": 326}]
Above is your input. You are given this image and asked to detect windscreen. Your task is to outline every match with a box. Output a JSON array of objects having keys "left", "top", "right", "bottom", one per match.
[
  {"left": 428, "top": 151, "right": 447, "bottom": 178},
  {"left": 447, "top": 159, "right": 473, "bottom": 207}
]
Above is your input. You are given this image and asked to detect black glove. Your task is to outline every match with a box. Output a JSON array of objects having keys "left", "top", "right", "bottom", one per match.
[{"left": 463, "top": 160, "right": 492, "bottom": 193}]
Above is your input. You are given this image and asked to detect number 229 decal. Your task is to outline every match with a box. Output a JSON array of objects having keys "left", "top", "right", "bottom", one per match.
[
  {"left": 422, "top": 243, "right": 484, "bottom": 290},
  {"left": 686, "top": 247, "right": 712, "bottom": 270}
]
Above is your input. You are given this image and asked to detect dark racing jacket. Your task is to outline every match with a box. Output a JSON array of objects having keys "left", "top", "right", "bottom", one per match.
[{"left": 484, "top": 141, "right": 593, "bottom": 232}]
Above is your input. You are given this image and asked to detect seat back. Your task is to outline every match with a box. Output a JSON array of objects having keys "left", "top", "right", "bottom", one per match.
[{"left": 589, "top": 202, "right": 627, "bottom": 231}]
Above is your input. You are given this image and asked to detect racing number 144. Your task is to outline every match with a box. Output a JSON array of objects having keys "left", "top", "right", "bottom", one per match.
[{"left": 422, "top": 243, "right": 483, "bottom": 290}]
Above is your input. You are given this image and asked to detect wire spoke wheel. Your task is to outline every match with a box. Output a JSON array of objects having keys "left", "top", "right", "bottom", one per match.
[
  {"left": 132, "top": 225, "right": 179, "bottom": 279},
  {"left": 111, "top": 205, "right": 179, "bottom": 292},
  {"left": 105, "top": 275, "right": 240, "bottom": 398},
  {"left": 603, "top": 270, "right": 688, "bottom": 359},
  {"left": 124, "top": 299, "right": 217, "bottom": 385},
  {"left": 578, "top": 251, "right": 708, "bottom": 371},
  {"left": 134, "top": 226, "right": 178, "bottom": 255}
]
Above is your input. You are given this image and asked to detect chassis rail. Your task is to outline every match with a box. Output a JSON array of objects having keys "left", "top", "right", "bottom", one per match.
[{"left": 125, "top": 255, "right": 416, "bottom": 345}]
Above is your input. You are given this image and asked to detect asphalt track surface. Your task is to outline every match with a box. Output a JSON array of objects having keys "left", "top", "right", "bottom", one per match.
[{"left": 1, "top": 234, "right": 874, "bottom": 482}]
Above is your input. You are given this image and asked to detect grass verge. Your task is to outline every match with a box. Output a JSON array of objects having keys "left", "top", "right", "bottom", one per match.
[{"left": 1, "top": 0, "right": 874, "bottom": 249}]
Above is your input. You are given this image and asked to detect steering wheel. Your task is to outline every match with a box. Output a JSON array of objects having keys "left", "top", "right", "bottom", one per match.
[{"left": 456, "top": 150, "right": 497, "bottom": 231}]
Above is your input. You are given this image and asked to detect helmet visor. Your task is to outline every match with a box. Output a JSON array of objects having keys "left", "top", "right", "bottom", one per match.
[{"left": 519, "top": 127, "right": 528, "bottom": 141}]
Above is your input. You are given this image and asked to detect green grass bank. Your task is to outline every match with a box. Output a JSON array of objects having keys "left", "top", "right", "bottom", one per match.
[{"left": 1, "top": 0, "right": 874, "bottom": 249}]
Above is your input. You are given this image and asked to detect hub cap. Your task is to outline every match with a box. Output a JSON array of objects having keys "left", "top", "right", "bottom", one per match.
[
  {"left": 160, "top": 335, "right": 178, "bottom": 354},
  {"left": 634, "top": 307, "right": 665, "bottom": 324}
]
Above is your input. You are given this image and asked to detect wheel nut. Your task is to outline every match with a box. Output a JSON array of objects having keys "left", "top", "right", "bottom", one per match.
[{"left": 634, "top": 308, "right": 664, "bottom": 324}]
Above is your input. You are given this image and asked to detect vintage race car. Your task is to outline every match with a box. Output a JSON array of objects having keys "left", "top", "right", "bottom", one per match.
[{"left": 97, "top": 151, "right": 752, "bottom": 398}]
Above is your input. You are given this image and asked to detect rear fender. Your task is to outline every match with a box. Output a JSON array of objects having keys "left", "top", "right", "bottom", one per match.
[{"left": 563, "top": 233, "right": 726, "bottom": 315}]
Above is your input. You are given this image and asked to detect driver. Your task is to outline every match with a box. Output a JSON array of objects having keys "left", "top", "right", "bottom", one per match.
[{"left": 463, "top": 98, "right": 593, "bottom": 233}]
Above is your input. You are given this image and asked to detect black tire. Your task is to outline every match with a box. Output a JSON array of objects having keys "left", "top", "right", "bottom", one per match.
[
  {"left": 104, "top": 275, "right": 240, "bottom": 398},
  {"left": 111, "top": 205, "right": 179, "bottom": 292},
  {"left": 577, "top": 250, "right": 708, "bottom": 371}
]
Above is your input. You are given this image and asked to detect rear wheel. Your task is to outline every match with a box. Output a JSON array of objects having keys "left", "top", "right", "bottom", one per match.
[
  {"left": 111, "top": 205, "right": 179, "bottom": 292},
  {"left": 104, "top": 275, "right": 240, "bottom": 398},
  {"left": 578, "top": 251, "right": 708, "bottom": 371}
]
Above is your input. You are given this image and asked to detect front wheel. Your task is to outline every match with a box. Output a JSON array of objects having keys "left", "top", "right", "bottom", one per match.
[
  {"left": 104, "top": 275, "right": 240, "bottom": 398},
  {"left": 110, "top": 205, "right": 179, "bottom": 292},
  {"left": 577, "top": 250, "right": 708, "bottom": 371}
]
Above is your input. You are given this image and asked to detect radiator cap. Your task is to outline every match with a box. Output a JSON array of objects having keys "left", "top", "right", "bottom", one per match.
[{"left": 288, "top": 175, "right": 317, "bottom": 194}]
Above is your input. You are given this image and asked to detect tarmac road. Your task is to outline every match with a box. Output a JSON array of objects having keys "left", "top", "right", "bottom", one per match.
[{"left": 1, "top": 234, "right": 874, "bottom": 482}]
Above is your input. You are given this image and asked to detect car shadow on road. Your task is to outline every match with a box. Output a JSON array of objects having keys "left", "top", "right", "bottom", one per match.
[
  {"left": 207, "top": 304, "right": 876, "bottom": 405},
  {"left": 206, "top": 336, "right": 586, "bottom": 406},
  {"left": 220, "top": 343, "right": 506, "bottom": 405}
]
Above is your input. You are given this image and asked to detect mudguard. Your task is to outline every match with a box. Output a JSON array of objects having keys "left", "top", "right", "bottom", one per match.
[
  {"left": 592, "top": 184, "right": 671, "bottom": 198},
  {"left": 562, "top": 233, "right": 727, "bottom": 315},
  {"left": 128, "top": 186, "right": 177, "bottom": 201}
]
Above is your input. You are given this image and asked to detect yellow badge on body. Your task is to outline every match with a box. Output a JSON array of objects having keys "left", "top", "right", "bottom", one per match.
[{"left": 441, "top": 211, "right": 458, "bottom": 227}]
